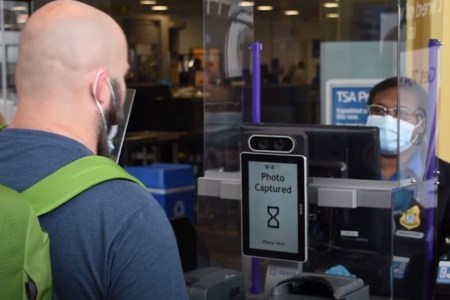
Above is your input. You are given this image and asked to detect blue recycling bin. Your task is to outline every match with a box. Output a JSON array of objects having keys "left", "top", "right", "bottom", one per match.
[{"left": 125, "top": 163, "right": 196, "bottom": 221}]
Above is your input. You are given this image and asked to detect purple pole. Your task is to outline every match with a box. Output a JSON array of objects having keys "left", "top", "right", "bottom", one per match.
[
  {"left": 250, "top": 41, "right": 263, "bottom": 295},
  {"left": 424, "top": 38, "right": 441, "bottom": 299},
  {"left": 426, "top": 39, "right": 441, "bottom": 180},
  {"left": 251, "top": 42, "right": 263, "bottom": 124}
]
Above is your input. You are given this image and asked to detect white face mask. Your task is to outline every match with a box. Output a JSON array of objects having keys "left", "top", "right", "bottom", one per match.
[
  {"left": 366, "top": 115, "right": 420, "bottom": 155},
  {"left": 92, "top": 71, "right": 118, "bottom": 154}
]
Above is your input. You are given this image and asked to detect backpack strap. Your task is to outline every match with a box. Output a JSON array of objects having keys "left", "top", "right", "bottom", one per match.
[{"left": 21, "top": 156, "right": 146, "bottom": 216}]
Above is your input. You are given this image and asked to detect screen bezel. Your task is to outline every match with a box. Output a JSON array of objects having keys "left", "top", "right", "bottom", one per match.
[{"left": 241, "top": 151, "right": 308, "bottom": 262}]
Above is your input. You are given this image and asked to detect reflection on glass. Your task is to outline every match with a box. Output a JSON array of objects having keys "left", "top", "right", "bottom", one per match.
[{"left": 203, "top": 0, "right": 253, "bottom": 171}]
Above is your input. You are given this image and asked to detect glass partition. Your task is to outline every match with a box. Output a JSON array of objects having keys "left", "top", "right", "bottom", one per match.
[
  {"left": 397, "top": 19, "right": 440, "bottom": 185},
  {"left": 198, "top": 0, "right": 254, "bottom": 275},
  {"left": 203, "top": 0, "right": 253, "bottom": 173},
  {"left": 199, "top": 0, "right": 442, "bottom": 299},
  {"left": 394, "top": 2, "right": 442, "bottom": 299}
]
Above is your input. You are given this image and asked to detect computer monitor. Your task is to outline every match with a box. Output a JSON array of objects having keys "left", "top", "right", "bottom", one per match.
[
  {"left": 299, "top": 124, "right": 382, "bottom": 180},
  {"left": 243, "top": 123, "right": 382, "bottom": 180},
  {"left": 298, "top": 124, "right": 390, "bottom": 292}
]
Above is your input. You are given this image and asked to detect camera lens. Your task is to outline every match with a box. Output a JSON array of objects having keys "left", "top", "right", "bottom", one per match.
[
  {"left": 257, "top": 138, "right": 270, "bottom": 150},
  {"left": 249, "top": 135, "right": 294, "bottom": 152},
  {"left": 272, "top": 139, "right": 286, "bottom": 151}
]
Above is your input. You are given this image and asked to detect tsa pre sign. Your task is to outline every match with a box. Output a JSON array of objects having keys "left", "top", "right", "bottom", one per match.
[
  {"left": 326, "top": 79, "right": 381, "bottom": 125},
  {"left": 331, "top": 86, "right": 370, "bottom": 125}
]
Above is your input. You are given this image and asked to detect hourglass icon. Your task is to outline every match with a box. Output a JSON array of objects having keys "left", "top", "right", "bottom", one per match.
[{"left": 267, "top": 206, "right": 280, "bottom": 228}]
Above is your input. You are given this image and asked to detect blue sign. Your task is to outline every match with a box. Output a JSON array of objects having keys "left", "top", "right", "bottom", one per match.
[
  {"left": 332, "top": 86, "right": 371, "bottom": 125},
  {"left": 326, "top": 79, "right": 381, "bottom": 126}
]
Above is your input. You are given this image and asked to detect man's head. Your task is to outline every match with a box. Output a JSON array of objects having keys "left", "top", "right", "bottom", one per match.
[
  {"left": 366, "top": 76, "right": 427, "bottom": 156},
  {"left": 12, "top": 0, "right": 129, "bottom": 156}
]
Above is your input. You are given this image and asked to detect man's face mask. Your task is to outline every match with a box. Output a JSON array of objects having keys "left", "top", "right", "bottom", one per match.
[
  {"left": 366, "top": 114, "right": 421, "bottom": 155},
  {"left": 92, "top": 71, "right": 123, "bottom": 157}
]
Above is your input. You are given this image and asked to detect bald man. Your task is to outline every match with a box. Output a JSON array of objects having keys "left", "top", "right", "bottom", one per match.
[{"left": 0, "top": 1, "right": 188, "bottom": 299}]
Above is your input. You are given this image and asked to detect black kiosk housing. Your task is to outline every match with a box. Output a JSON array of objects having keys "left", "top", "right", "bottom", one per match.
[{"left": 240, "top": 123, "right": 309, "bottom": 262}]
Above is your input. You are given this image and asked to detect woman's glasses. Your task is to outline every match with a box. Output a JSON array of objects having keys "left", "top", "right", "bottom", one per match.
[{"left": 367, "top": 104, "right": 414, "bottom": 122}]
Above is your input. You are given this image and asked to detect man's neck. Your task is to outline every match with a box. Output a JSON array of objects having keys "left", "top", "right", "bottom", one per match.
[{"left": 10, "top": 104, "right": 98, "bottom": 154}]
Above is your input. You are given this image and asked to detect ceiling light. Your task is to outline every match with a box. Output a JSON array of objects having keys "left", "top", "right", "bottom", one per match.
[
  {"left": 140, "top": 0, "right": 156, "bottom": 5},
  {"left": 11, "top": 5, "right": 27, "bottom": 11},
  {"left": 323, "top": 3, "right": 339, "bottom": 8},
  {"left": 151, "top": 5, "right": 168, "bottom": 11},
  {"left": 239, "top": 1, "right": 254, "bottom": 7},
  {"left": 284, "top": 10, "right": 299, "bottom": 16},
  {"left": 257, "top": 6, "right": 273, "bottom": 11},
  {"left": 327, "top": 13, "right": 339, "bottom": 18},
  {"left": 17, "top": 14, "right": 29, "bottom": 24}
]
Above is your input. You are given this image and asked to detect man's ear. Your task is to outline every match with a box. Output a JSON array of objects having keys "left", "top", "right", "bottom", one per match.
[{"left": 91, "top": 70, "right": 110, "bottom": 105}]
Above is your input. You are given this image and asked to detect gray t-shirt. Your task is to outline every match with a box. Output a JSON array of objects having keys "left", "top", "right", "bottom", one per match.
[{"left": 0, "top": 128, "right": 188, "bottom": 300}]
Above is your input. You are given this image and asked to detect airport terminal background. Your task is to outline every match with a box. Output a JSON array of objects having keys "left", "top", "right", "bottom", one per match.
[{"left": 3, "top": 0, "right": 450, "bottom": 299}]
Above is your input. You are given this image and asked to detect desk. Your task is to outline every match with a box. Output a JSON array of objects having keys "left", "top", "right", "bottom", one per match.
[{"left": 120, "top": 130, "right": 203, "bottom": 167}]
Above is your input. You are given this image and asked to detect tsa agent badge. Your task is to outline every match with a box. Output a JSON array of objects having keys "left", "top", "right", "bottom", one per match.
[{"left": 399, "top": 205, "right": 421, "bottom": 230}]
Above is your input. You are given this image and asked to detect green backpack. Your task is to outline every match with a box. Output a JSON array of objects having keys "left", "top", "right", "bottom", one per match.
[{"left": 0, "top": 155, "right": 144, "bottom": 300}]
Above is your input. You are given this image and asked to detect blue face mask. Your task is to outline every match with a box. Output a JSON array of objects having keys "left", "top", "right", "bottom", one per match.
[{"left": 366, "top": 115, "right": 419, "bottom": 155}]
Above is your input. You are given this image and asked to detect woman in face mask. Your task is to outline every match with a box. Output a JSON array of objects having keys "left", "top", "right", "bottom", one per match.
[{"left": 366, "top": 77, "right": 427, "bottom": 181}]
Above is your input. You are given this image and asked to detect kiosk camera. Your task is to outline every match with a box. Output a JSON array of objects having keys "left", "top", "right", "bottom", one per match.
[{"left": 240, "top": 124, "right": 308, "bottom": 262}]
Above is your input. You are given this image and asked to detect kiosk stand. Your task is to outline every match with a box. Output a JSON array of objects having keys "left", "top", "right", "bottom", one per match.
[{"left": 198, "top": 168, "right": 436, "bottom": 299}]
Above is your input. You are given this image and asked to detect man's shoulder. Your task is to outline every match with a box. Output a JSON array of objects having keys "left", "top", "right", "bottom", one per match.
[
  {"left": 40, "top": 177, "right": 169, "bottom": 250},
  {"left": 81, "top": 178, "right": 160, "bottom": 214}
]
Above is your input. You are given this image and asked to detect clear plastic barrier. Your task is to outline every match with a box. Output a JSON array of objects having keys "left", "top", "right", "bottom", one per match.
[
  {"left": 198, "top": 0, "right": 253, "bottom": 275},
  {"left": 198, "top": 0, "right": 441, "bottom": 299},
  {"left": 203, "top": 0, "right": 253, "bottom": 172},
  {"left": 397, "top": 6, "right": 441, "bottom": 185},
  {"left": 394, "top": 1, "right": 441, "bottom": 298}
]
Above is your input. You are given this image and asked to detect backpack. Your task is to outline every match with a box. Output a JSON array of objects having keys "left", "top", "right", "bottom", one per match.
[{"left": 0, "top": 155, "right": 144, "bottom": 300}]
